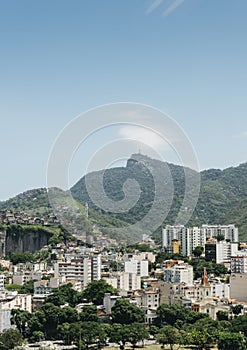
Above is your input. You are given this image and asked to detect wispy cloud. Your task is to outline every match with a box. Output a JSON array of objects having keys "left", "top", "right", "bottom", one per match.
[
  {"left": 162, "top": 0, "right": 185, "bottom": 17},
  {"left": 119, "top": 125, "right": 167, "bottom": 150},
  {"left": 146, "top": 0, "right": 163, "bottom": 15}
]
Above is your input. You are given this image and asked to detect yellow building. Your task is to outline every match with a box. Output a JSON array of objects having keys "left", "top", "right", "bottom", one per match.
[{"left": 172, "top": 240, "right": 181, "bottom": 254}]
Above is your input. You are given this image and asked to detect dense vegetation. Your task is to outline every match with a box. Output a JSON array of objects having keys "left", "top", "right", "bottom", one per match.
[
  {"left": 0, "top": 188, "right": 51, "bottom": 216},
  {"left": 71, "top": 154, "right": 247, "bottom": 240},
  {"left": 2, "top": 154, "right": 247, "bottom": 241},
  {"left": 8, "top": 282, "right": 247, "bottom": 350}
]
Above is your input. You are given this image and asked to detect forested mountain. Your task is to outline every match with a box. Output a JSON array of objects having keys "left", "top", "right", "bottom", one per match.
[
  {"left": 1, "top": 154, "right": 247, "bottom": 240},
  {"left": 71, "top": 154, "right": 247, "bottom": 239}
]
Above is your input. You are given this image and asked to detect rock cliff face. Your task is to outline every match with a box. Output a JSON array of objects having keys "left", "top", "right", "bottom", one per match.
[{"left": 0, "top": 226, "right": 52, "bottom": 257}]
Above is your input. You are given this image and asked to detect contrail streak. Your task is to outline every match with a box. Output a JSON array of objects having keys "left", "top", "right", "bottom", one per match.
[
  {"left": 162, "top": 0, "right": 185, "bottom": 16},
  {"left": 146, "top": 0, "right": 163, "bottom": 14}
]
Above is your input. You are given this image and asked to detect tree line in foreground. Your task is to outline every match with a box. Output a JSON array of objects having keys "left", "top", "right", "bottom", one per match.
[{"left": 3, "top": 281, "right": 247, "bottom": 350}]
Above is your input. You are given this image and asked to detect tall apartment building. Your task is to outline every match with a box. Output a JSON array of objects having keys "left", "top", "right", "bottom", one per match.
[
  {"left": 55, "top": 254, "right": 101, "bottom": 289},
  {"left": 123, "top": 252, "right": 156, "bottom": 263},
  {"left": 92, "top": 253, "right": 101, "bottom": 281},
  {"left": 205, "top": 240, "right": 238, "bottom": 263},
  {"left": 201, "top": 224, "right": 239, "bottom": 242},
  {"left": 104, "top": 272, "right": 141, "bottom": 292},
  {"left": 124, "top": 259, "right": 148, "bottom": 277},
  {"left": 231, "top": 251, "right": 247, "bottom": 273},
  {"left": 162, "top": 225, "right": 186, "bottom": 247},
  {"left": 230, "top": 251, "right": 247, "bottom": 301},
  {"left": 181, "top": 227, "right": 207, "bottom": 257},
  {"left": 162, "top": 224, "right": 239, "bottom": 257},
  {"left": 162, "top": 225, "right": 206, "bottom": 256},
  {"left": 0, "top": 275, "right": 4, "bottom": 292},
  {"left": 163, "top": 264, "right": 193, "bottom": 285}
]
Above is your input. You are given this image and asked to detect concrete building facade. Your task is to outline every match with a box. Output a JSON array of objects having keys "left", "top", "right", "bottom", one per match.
[
  {"left": 163, "top": 264, "right": 193, "bottom": 285},
  {"left": 230, "top": 273, "right": 247, "bottom": 302},
  {"left": 124, "top": 259, "right": 148, "bottom": 277},
  {"left": 163, "top": 224, "right": 239, "bottom": 257}
]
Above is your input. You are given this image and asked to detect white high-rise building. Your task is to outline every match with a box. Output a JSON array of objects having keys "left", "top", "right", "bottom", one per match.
[
  {"left": 162, "top": 224, "right": 239, "bottom": 257},
  {"left": 162, "top": 225, "right": 185, "bottom": 247},
  {"left": 55, "top": 257, "right": 92, "bottom": 289},
  {"left": 0, "top": 294, "right": 32, "bottom": 332},
  {"left": 231, "top": 251, "right": 247, "bottom": 273},
  {"left": 201, "top": 225, "right": 238, "bottom": 242},
  {"left": 163, "top": 264, "right": 193, "bottom": 285},
  {"left": 116, "top": 272, "right": 141, "bottom": 291},
  {"left": 55, "top": 253, "right": 101, "bottom": 288},
  {"left": 181, "top": 227, "right": 207, "bottom": 257},
  {"left": 124, "top": 259, "right": 148, "bottom": 277},
  {"left": 92, "top": 253, "right": 101, "bottom": 281},
  {"left": 210, "top": 279, "right": 230, "bottom": 299},
  {"left": 104, "top": 272, "right": 141, "bottom": 292},
  {"left": 205, "top": 240, "right": 239, "bottom": 263},
  {"left": 0, "top": 275, "right": 4, "bottom": 292},
  {"left": 216, "top": 241, "right": 238, "bottom": 263}
]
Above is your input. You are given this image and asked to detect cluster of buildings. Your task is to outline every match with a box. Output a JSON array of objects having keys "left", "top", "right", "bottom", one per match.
[
  {"left": 162, "top": 224, "right": 239, "bottom": 257},
  {"left": 0, "top": 222, "right": 247, "bottom": 332},
  {"left": 0, "top": 210, "right": 59, "bottom": 226}
]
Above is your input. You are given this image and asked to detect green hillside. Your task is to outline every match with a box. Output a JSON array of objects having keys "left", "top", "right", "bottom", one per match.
[
  {"left": 1, "top": 154, "right": 247, "bottom": 241},
  {"left": 71, "top": 154, "right": 247, "bottom": 240},
  {"left": 0, "top": 188, "right": 51, "bottom": 216},
  {"left": 221, "top": 197, "right": 247, "bottom": 240},
  {"left": 0, "top": 188, "right": 128, "bottom": 240}
]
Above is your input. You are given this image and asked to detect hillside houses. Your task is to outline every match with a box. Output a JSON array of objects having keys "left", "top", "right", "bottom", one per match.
[{"left": 0, "top": 210, "right": 59, "bottom": 226}]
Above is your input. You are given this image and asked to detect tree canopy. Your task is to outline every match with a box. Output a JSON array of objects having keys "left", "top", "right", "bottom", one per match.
[
  {"left": 82, "top": 279, "right": 118, "bottom": 305},
  {"left": 111, "top": 299, "right": 145, "bottom": 325}
]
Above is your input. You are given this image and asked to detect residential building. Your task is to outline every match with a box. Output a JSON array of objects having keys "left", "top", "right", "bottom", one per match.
[
  {"left": 34, "top": 280, "right": 51, "bottom": 296},
  {"left": 163, "top": 264, "right": 193, "bottom": 285},
  {"left": 0, "top": 293, "right": 32, "bottom": 332},
  {"left": 230, "top": 273, "right": 247, "bottom": 302},
  {"left": 163, "top": 224, "right": 239, "bottom": 257},
  {"left": 201, "top": 224, "right": 238, "bottom": 242},
  {"left": 172, "top": 241, "right": 181, "bottom": 254},
  {"left": 54, "top": 253, "right": 101, "bottom": 289},
  {"left": 181, "top": 227, "right": 205, "bottom": 256},
  {"left": 210, "top": 278, "right": 230, "bottom": 299},
  {"left": 34, "top": 277, "right": 62, "bottom": 297},
  {"left": 205, "top": 239, "right": 238, "bottom": 263},
  {"left": 54, "top": 257, "right": 92, "bottom": 289},
  {"left": 104, "top": 272, "right": 141, "bottom": 292},
  {"left": 162, "top": 225, "right": 185, "bottom": 248},
  {"left": 123, "top": 252, "right": 156, "bottom": 263},
  {"left": 231, "top": 251, "right": 247, "bottom": 273},
  {"left": 0, "top": 275, "right": 4, "bottom": 292},
  {"left": 141, "top": 289, "right": 159, "bottom": 309},
  {"left": 92, "top": 253, "right": 101, "bottom": 281},
  {"left": 12, "top": 272, "right": 42, "bottom": 286},
  {"left": 124, "top": 259, "right": 148, "bottom": 277}
]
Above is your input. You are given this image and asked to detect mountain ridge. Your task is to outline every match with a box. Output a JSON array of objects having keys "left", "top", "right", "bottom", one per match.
[{"left": 1, "top": 154, "right": 247, "bottom": 240}]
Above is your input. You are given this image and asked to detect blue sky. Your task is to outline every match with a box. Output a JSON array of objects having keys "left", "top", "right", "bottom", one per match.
[{"left": 1, "top": 0, "right": 247, "bottom": 200}]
